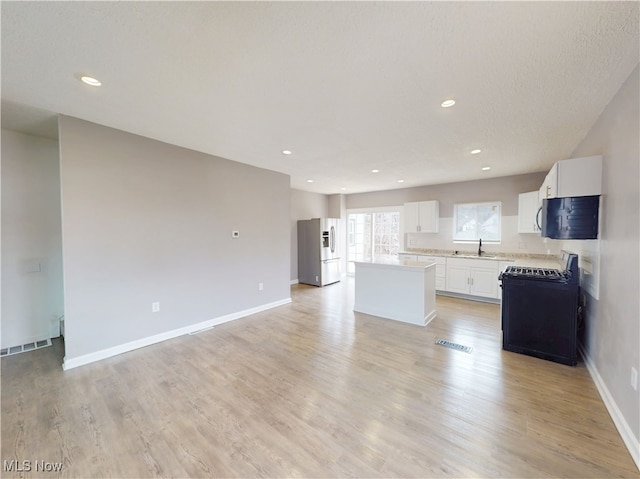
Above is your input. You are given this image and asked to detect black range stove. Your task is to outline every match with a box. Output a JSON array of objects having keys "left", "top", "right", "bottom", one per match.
[
  {"left": 502, "top": 266, "right": 563, "bottom": 280},
  {"left": 500, "top": 252, "right": 579, "bottom": 284},
  {"left": 499, "top": 252, "right": 580, "bottom": 366}
]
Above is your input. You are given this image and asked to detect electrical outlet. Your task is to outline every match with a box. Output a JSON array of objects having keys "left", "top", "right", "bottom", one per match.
[
  {"left": 631, "top": 367, "right": 638, "bottom": 391},
  {"left": 152, "top": 302, "right": 160, "bottom": 313},
  {"left": 258, "top": 282, "right": 264, "bottom": 291}
]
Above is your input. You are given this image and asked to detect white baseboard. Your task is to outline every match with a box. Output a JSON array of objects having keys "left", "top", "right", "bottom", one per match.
[
  {"left": 424, "top": 310, "right": 437, "bottom": 326},
  {"left": 62, "top": 298, "right": 292, "bottom": 370},
  {"left": 290, "top": 279, "right": 299, "bottom": 285},
  {"left": 578, "top": 343, "right": 640, "bottom": 470}
]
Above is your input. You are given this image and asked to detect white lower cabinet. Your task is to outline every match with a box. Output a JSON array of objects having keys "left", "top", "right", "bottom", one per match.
[
  {"left": 417, "top": 256, "right": 446, "bottom": 290},
  {"left": 445, "top": 258, "right": 499, "bottom": 299},
  {"left": 400, "top": 254, "right": 503, "bottom": 299}
]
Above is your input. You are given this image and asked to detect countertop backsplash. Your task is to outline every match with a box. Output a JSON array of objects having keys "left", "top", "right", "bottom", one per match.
[
  {"left": 405, "top": 215, "right": 562, "bottom": 256},
  {"left": 401, "top": 248, "right": 558, "bottom": 261}
]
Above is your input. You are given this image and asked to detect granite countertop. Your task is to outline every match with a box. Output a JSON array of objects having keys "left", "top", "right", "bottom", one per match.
[
  {"left": 400, "top": 249, "right": 561, "bottom": 268},
  {"left": 354, "top": 258, "right": 437, "bottom": 270}
]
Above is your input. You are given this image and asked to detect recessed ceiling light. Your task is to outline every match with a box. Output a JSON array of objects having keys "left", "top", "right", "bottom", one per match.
[
  {"left": 441, "top": 99, "right": 456, "bottom": 108},
  {"left": 282, "top": 150, "right": 292, "bottom": 155},
  {"left": 371, "top": 169, "right": 380, "bottom": 173},
  {"left": 307, "top": 179, "right": 314, "bottom": 183},
  {"left": 397, "top": 179, "right": 405, "bottom": 183},
  {"left": 471, "top": 149, "right": 482, "bottom": 155},
  {"left": 482, "top": 166, "right": 491, "bottom": 171},
  {"left": 80, "top": 75, "right": 101, "bottom": 87}
]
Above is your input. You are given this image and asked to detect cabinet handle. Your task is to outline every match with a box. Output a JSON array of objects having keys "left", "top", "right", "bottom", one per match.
[
  {"left": 466, "top": 278, "right": 469, "bottom": 284},
  {"left": 546, "top": 185, "right": 551, "bottom": 197}
]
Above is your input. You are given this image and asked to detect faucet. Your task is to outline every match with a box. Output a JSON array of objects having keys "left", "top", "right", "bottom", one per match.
[{"left": 478, "top": 238, "right": 483, "bottom": 256}]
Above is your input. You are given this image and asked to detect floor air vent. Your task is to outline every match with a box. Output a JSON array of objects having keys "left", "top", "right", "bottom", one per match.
[
  {"left": 435, "top": 338, "right": 473, "bottom": 353},
  {"left": 1, "top": 339, "right": 52, "bottom": 358}
]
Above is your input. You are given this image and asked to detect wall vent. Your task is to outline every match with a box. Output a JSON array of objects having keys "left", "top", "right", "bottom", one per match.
[{"left": 1, "top": 339, "right": 52, "bottom": 358}]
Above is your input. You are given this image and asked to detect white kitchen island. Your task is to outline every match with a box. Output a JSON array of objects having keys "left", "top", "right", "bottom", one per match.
[{"left": 353, "top": 258, "right": 437, "bottom": 326}]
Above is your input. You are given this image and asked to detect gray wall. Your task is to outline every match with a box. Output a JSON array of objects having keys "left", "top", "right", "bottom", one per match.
[
  {"left": 344, "top": 172, "right": 556, "bottom": 256},
  {"left": 568, "top": 65, "right": 639, "bottom": 455},
  {"left": 1, "top": 129, "right": 64, "bottom": 348},
  {"left": 289, "top": 189, "right": 328, "bottom": 281},
  {"left": 59, "top": 116, "right": 291, "bottom": 363},
  {"left": 346, "top": 173, "right": 546, "bottom": 215}
]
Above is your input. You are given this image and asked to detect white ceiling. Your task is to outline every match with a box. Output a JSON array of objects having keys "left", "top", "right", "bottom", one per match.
[{"left": 2, "top": 2, "right": 638, "bottom": 194}]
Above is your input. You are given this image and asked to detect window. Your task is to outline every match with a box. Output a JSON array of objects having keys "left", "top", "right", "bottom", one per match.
[
  {"left": 347, "top": 208, "right": 400, "bottom": 273},
  {"left": 453, "top": 201, "right": 501, "bottom": 242}
]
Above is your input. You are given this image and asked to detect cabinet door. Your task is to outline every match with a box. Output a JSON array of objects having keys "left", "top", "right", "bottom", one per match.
[
  {"left": 445, "top": 265, "right": 470, "bottom": 294},
  {"left": 518, "top": 191, "right": 540, "bottom": 233},
  {"left": 418, "top": 201, "right": 439, "bottom": 233},
  {"left": 403, "top": 202, "right": 420, "bottom": 233},
  {"left": 470, "top": 267, "right": 499, "bottom": 298},
  {"left": 557, "top": 155, "right": 602, "bottom": 198}
]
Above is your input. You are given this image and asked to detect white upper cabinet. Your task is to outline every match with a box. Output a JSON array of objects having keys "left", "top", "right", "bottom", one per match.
[
  {"left": 518, "top": 191, "right": 541, "bottom": 234},
  {"left": 539, "top": 155, "right": 602, "bottom": 202},
  {"left": 404, "top": 200, "right": 439, "bottom": 234}
]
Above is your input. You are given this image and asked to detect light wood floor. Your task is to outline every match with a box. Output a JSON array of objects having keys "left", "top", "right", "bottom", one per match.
[{"left": 2, "top": 278, "right": 637, "bottom": 478}]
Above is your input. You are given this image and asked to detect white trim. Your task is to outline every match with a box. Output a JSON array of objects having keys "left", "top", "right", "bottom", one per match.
[
  {"left": 578, "top": 343, "right": 640, "bottom": 471},
  {"left": 424, "top": 310, "right": 437, "bottom": 326},
  {"left": 62, "top": 298, "right": 292, "bottom": 370},
  {"left": 290, "top": 279, "right": 299, "bottom": 285}
]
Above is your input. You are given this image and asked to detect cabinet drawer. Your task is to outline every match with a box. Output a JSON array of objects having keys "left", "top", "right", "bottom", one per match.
[
  {"left": 446, "top": 257, "right": 499, "bottom": 271},
  {"left": 416, "top": 255, "right": 445, "bottom": 277},
  {"left": 418, "top": 255, "right": 446, "bottom": 265}
]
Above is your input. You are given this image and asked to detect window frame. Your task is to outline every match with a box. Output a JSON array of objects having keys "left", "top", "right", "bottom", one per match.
[{"left": 452, "top": 201, "right": 502, "bottom": 244}]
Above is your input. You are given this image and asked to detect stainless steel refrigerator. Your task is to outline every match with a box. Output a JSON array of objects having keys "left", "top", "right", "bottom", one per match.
[{"left": 297, "top": 218, "right": 341, "bottom": 286}]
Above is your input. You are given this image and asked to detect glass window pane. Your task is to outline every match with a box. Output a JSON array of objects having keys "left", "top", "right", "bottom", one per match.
[
  {"left": 454, "top": 202, "right": 501, "bottom": 242},
  {"left": 348, "top": 210, "right": 401, "bottom": 272}
]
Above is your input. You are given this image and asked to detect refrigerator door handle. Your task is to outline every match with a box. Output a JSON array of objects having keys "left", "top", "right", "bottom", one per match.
[{"left": 330, "top": 226, "right": 335, "bottom": 254}]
